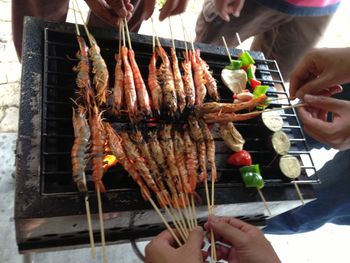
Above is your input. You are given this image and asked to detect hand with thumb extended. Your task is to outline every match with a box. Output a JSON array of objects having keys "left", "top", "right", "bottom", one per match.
[{"left": 204, "top": 216, "right": 281, "bottom": 263}]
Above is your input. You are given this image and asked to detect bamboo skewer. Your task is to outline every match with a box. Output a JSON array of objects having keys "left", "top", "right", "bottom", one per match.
[
  {"left": 71, "top": 1, "right": 96, "bottom": 258},
  {"left": 292, "top": 181, "right": 305, "bottom": 205},
  {"left": 257, "top": 188, "right": 272, "bottom": 216}
]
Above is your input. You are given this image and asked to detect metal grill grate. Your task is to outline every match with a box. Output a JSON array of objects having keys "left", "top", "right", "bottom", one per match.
[{"left": 41, "top": 29, "right": 317, "bottom": 196}]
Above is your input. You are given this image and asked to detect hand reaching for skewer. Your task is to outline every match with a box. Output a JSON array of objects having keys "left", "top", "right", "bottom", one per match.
[
  {"left": 84, "top": 0, "right": 134, "bottom": 25},
  {"left": 204, "top": 216, "right": 281, "bottom": 263},
  {"left": 145, "top": 226, "right": 205, "bottom": 263}
]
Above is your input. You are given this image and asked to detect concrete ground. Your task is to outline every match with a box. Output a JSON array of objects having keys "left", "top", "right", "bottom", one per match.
[{"left": 1, "top": 0, "right": 350, "bottom": 262}]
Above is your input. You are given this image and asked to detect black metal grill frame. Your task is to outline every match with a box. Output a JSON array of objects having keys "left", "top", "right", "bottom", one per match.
[{"left": 16, "top": 17, "right": 317, "bottom": 253}]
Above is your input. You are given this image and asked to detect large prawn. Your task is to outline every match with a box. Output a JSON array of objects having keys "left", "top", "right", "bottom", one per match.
[
  {"left": 182, "top": 54, "right": 196, "bottom": 107},
  {"left": 71, "top": 106, "right": 90, "bottom": 192},
  {"left": 189, "top": 50, "right": 206, "bottom": 106},
  {"left": 129, "top": 49, "right": 152, "bottom": 117},
  {"left": 148, "top": 51, "right": 163, "bottom": 116},
  {"left": 121, "top": 46, "right": 138, "bottom": 122},
  {"left": 113, "top": 52, "right": 124, "bottom": 114},
  {"left": 73, "top": 36, "right": 95, "bottom": 108},
  {"left": 196, "top": 49, "right": 219, "bottom": 101},
  {"left": 183, "top": 130, "right": 198, "bottom": 193},
  {"left": 170, "top": 48, "right": 186, "bottom": 113},
  {"left": 173, "top": 130, "right": 191, "bottom": 194},
  {"left": 157, "top": 46, "right": 178, "bottom": 117},
  {"left": 89, "top": 106, "right": 106, "bottom": 192},
  {"left": 188, "top": 115, "right": 207, "bottom": 183},
  {"left": 88, "top": 34, "right": 109, "bottom": 106},
  {"left": 199, "top": 119, "right": 217, "bottom": 182}
]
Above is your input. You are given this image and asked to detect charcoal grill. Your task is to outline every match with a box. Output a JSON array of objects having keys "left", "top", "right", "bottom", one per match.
[{"left": 15, "top": 17, "right": 318, "bottom": 253}]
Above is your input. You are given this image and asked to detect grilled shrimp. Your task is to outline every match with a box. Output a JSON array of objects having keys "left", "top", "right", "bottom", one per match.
[
  {"left": 199, "top": 119, "right": 217, "bottom": 182},
  {"left": 88, "top": 34, "right": 109, "bottom": 105},
  {"left": 196, "top": 49, "right": 219, "bottom": 101},
  {"left": 188, "top": 115, "right": 207, "bottom": 183},
  {"left": 71, "top": 106, "right": 90, "bottom": 192},
  {"left": 113, "top": 52, "right": 124, "bottom": 113},
  {"left": 73, "top": 36, "right": 95, "bottom": 107},
  {"left": 89, "top": 106, "right": 107, "bottom": 192},
  {"left": 173, "top": 130, "right": 191, "bottom": 194},
  {"left": 182, "top": 54, "right": 196, "bottom": 106},
  {"left": 203, "top": 110, "right": 262, "bottom": 123},
  {"left": 121, "top": 46, "right": 138, "bottom": 122},
  {"left": 157, "top": 46, "right": 178, "bottom": 116},
  {"left": 129, "top": 49, "right": 152, "bottom": 117},
  {"left": 198, "top": 95, "right": 267, "bottom": 114},
  {"left": 130, "top": 130, "right": 171, "bottom": 204},
  {"left": 183, "top": 130, "right": 198, "bottom": 193},
  {"left": 159, "top": 124, "right": 186, "bottom": 206},
  {"left": 148, "top": 51, "right": 163, "bottom": 116},
  {"left": 189, "top": 50, "right": 206, "bottom": 105},
  {"left": 104, "top": 123, "right": 150, "bottom": 200},
  {"left": 170, "top": 48, "right": 186, "bottom": 113}
]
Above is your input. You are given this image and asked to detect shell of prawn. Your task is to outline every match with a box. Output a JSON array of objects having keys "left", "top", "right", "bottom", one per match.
[
  {"left": 88, "top": 34, "right": 109, "bottom": 106},
  {"left": 71, "top": 106, "right": 90, "bottom": 192}
]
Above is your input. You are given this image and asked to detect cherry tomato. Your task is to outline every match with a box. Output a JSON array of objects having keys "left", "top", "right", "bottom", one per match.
[{"left": 227, "top": 150, "right": 252, "bottom": 166}]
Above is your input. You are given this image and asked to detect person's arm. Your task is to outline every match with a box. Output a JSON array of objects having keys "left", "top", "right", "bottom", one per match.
[
  {"left": 145, "top": 226, "right": 204, "bottom": 263},
  {"left": 205, "top": 216, "right": 281, "bottom": 263},
  {"left": 289, "top": 48, "right": 350, "bottom": 99}
]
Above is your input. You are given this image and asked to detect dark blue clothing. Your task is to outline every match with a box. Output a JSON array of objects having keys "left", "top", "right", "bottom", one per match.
[
  {"left": 264, "top": 148, "right": 350, "bottom": 234},
  {"left": 256, "top": 0, "right": 340, "bottom": 16}
]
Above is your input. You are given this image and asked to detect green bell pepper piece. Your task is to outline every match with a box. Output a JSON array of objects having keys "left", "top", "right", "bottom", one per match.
[
  {"left": 225, "top": 60, "right": 243, "bottom": 70},
  {"left": 253, "top": 85, "right": 269, "bottom": 98},
  {"left": 239, "top": 51, "right": 255, "bottom": 67},
  {"left": 241, "top": 172, "right": 265, "bottom": 189},
  {"left": 246, "top": 64, "right": 256, "bottom": 80},
  {"left": 239, "top": 164, "right": 264, "bottom": 189}
]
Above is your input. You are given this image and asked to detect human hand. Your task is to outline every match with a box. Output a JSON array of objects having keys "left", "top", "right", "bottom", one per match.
[
  {"left": 215, "top": 0, "right": 246, "bottom": 21},
  {"left": 145, "top": 226, "right": 204, "bottom": 263},
  {"left": 289, "top": 48, "right": 350, "bottom": 99},
  {"left": 159, "top": 0, "right": 190, "bottom": 21},
  {"left": 298, "top": 94, "right": 350, "bottom": 150},
  {"left": 204, "top": 216, "right": 280, "bottom": 263},
  {"left": 84, "top": 0, "right": 134, "bottom": 26}
]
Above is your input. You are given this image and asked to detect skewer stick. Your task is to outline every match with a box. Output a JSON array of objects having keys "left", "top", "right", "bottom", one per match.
[
  {"left": 180, "top": 15, "right": 189, "bottom": 61},
  {"left": 185, "top": 193, "right": 197, "bottom": 227},
  {"left": 84, "top": 195, "right": 96, "bottom": 258},
  {"left": 257, "top": 188, "right": 272, "bottom": 216},
  {"left": 163, "top": 205, "right": 188, "bottom": 242},
  {"left": 121, "top": 20, "right": 126, "bottom": 47},
  {"left": 124, "top": 18, "right": 132, "bottom": 50},
  {"left": 191, "top": 195, "right": 198, "bottom": 227},
  {"left": 163, "top": 196, "right": 189, "bottom": 239},
  {"left": 97, "top": 186, "right": 108, "bottom": 263},
  {"left": 73, "top": 0, "right": 92, "bottom": 45},
  {"left": 180, "top": 194, "right": 194, "bottom": 230},
  {"left": 174, "top": 197, "right": 190, "bottom": 232},
  {"left": 170, "top": 205, "right": 189, "bottom": 237},
  {"left": 168, "top": 17, "right": 176, "bottom": 50},
  {"left": 151, "top": 17, "right": 162, "bottom": 48},
  {"left": 146, "top": 193, "right": 183, "bottom": 246},
  {"left": 236, "top": 32, "right": 242, "bottom": 47},
  {"left": 292, "top": 181, "right": 305, "bottom": 205},
  {"left": 264, "top": 103, "right": 307, "bottom": 112},
  {"left": 222, "top": 36, "right": 233, "bottom": 62},
  {"left": 71, "top": 3, "right": 96, "bottom": 258}
]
